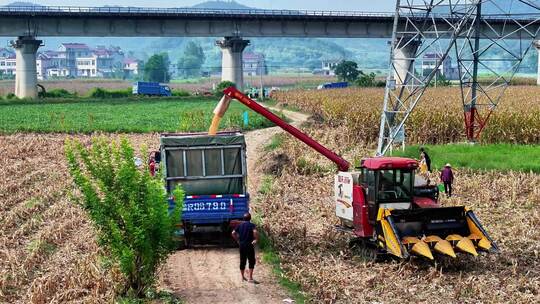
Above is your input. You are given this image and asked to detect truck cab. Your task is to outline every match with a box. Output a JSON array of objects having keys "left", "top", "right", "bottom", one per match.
[{"left": 160, "top": 131, "right": 249, "bottom": 247}]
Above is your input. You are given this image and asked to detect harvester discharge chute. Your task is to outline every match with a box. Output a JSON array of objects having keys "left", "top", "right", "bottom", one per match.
[{"left": 378, "top": 207, "right": 498, "bottom": 260}]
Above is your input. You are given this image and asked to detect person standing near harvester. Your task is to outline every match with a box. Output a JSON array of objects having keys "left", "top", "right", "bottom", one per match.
[
  {"left": 420, "top": 147, "right": 432, "bottom": 172},
  {"left": 440, "top": 164, "right": 454, "bottom": 197},
  {"left": 232, "top": 213, "right": 259, "bottom": 283}
]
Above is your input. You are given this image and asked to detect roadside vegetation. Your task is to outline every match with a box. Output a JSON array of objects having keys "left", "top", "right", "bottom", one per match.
[
  {"left": 0, "top": 96, "right": 276, "bottom": 133},
  {"left": 253, "top": 177, "right": 307, "bottom": 304},
  {"left": 65, "top": 138, "right": 183, "bottom": 300}
]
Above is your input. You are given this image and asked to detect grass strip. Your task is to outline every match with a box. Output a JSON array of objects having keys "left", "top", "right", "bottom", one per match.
[{"left": 392, "top": 143, "right": 540, "bottom": 173}]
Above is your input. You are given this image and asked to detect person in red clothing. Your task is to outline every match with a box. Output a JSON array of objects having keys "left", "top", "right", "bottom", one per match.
[{"left": 440, "top": 163, "right": 454, "bottom": 197}]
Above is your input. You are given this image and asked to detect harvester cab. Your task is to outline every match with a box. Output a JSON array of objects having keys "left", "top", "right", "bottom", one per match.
[
  {"left": 335, "top": 157, "right": 499, "bottom": 260},
  {"left": 217, "top": 86, "right": 498, "bottom": 261}
]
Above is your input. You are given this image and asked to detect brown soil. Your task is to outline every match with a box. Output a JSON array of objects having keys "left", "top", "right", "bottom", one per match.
[{"left": 158, "top": 107, "right": 309, "bottom": 304}]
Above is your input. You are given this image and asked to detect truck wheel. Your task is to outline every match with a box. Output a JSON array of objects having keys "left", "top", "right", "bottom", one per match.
[
  {"left": 221, "top": 222, "right": 234, "bottom": 248},
  {"left": 184, "top": 223, "right": 193, "bottom": 249}
]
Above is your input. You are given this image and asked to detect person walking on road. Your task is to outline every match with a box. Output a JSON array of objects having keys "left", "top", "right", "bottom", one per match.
[
  {"left": 440, "top": 163, "right": 454, "bottom": 198},
  {"left": 232, "top": 213, "right": 259, "bottom": 283},
  {"left": 420, "top": 147, "right": 432, "bottom": 172}
]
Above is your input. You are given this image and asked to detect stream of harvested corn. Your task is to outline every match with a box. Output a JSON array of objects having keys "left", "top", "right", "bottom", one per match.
[{"left": 208, "top": 114, "right": 222, "bottom": 135}]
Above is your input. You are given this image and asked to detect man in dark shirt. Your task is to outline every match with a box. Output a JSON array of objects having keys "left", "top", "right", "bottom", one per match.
[{"left": 232, "top": 213, "right": 259, "bottom": 283}]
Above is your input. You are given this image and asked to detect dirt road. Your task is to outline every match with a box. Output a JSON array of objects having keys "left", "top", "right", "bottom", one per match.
[{"left": 159, "top": 107, "right": 309, "bottom": 304}]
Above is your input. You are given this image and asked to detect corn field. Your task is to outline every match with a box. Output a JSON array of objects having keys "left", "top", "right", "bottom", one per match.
[
  {"left": 255, "top": 125, "right": 540, "bottom": 303},
  {"left": 0, "top": 133, "right": 159, "bottom": 303},
  {"left": 272, "top": 87, "right": 540, "bottom": 145}
]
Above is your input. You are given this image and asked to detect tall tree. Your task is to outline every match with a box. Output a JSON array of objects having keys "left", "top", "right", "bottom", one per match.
[
  {"left": 177, "top": 41, "right": 206, "bottom": 78},
  {"left": 143, "top": 53, "right": 171, "bottom": 83},
  {"left": 334, "top": 60, "right": 360, "bottom": 82}
]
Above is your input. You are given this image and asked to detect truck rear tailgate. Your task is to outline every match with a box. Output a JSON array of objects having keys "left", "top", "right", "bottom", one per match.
[{"left": 169, "top": 194, "right": 249, "bottom": 225}]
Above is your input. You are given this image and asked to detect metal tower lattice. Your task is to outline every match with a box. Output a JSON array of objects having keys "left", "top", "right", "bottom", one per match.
[{"left": 377, "top": 0, "right": 540, "bottom": 156}]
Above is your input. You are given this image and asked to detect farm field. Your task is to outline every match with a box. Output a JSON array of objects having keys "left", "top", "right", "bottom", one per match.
[
  {"left": 273, "top": 86, "right": 540, "bottom": 145},
  {"left": 0, "top": 133, "right": 158, "bottom": 303},
  {"left": 2, "top": 82, "right": 540, "bottom": 303},
  {"left": 254, "top": 123, "right": 540, "bottom": 303},
  {"left": 0, "top": 75, "right": 336, "bottom": 96},
  {"left": 0, "top": 97, "right": 275, "bottom": 133}
]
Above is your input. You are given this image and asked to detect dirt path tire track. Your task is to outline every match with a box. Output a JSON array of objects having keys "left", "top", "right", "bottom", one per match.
[{"left": 159, "top": 107, "right": 309, "bottom": 304}]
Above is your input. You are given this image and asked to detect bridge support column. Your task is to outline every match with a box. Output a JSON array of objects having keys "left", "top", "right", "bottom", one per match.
[
  {"left": 393, "top": 38, "right": 420, "bottom": 86},
  {"left": 216, "top": 37, "right": 250, "bottom": 90},
  {"left": 12, "top": 36, "right": 42, "bottom": 99},
  {"left": 535, "top": 41, "right": 540, "bottom": 85}
]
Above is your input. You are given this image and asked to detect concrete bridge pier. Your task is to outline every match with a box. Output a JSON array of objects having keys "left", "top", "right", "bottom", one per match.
[
  {"left": 393, "top": 38, "right": 420, "bottom": 86},
  {"left": 216, "top": 37, "right": 250, "bottom": 90},
  {"left": 12, "top": 36, "right": 42, "bottom": 99}
]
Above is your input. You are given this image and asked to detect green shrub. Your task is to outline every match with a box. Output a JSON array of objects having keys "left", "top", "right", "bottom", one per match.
[
  {"left": 355, "top": 72, "right": 376, "bottom": 87},
  {"left": 214, "top": 80, "right": 235, "bottom": 97},
  {"left": 429, "top": 74, "right": 451, "bottom": 87},
  {"left": 87, "top": 87, "right": 131, "bottom": 99},
  {"left": 6, "top": 93, "right": 16, "bottom": 99},
  {"left": 171, "top": 89, "right": 191, "bottom": 97},
  {"left": 65, "top": 137, "right": 183, "bottom": 298},
  {"left": 41, "top": 88, "right": 78, "bottom": 98}
]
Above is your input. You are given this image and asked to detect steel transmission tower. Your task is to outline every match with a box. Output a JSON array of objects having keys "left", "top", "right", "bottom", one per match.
[{"left": 377, "top": 0, "right": 540, "bottom": 156}]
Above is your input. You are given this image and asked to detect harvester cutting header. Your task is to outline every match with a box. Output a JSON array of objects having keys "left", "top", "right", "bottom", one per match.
[{"left": 212, "top": 86, "right": 498, "bottom": 261}]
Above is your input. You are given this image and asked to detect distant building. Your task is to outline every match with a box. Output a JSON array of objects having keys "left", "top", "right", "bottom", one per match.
[
  {"left": 37, "top": 51, "right": 69, "bottom": 79},
  {"left": 123, "top": 58, "right": 139, "bottom": 78},
  {"left": 46, "top": 67, "right": 70, "bottom": 78},
  {"left": 421, "top": 53, "right": 458, "bottom": 80},
  {"left": 0, "top": 54, "right": 16, "bottom": 78},
  {"left": 3, "top": 43, "right": 135, "bottom": 80},
  {"left": 76, "top": 56, "right": 97, "bottom": 77},
  {"left": 321, "top": 59, "right": 342, "bottom": 76},
  {"left": 94, "top": 45, "right": 125, "bottom": 71},
  {"left": 243, "top": 52, "right": 267, "bottom": 76},
  {"left": 59, "top": 43, "right": 92, "bottom": 76}
]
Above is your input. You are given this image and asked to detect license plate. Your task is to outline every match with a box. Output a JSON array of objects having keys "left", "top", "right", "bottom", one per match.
[{"left": 183, "top": 201, "right": 229, "bottom": 212}]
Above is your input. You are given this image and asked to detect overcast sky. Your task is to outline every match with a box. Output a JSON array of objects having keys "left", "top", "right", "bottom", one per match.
[{"left": 0, "top": 0, "right": 397, "bottom": 11}]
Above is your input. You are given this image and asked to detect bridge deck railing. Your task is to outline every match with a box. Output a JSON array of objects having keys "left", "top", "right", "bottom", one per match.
[{"left": 0, "top": 6, "right": 538, "bottom": 22}]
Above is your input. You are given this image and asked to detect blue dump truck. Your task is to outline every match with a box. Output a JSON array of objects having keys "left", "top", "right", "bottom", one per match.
[
  {"left": 159, "top": 132, "right": 249, "bottom": 248},
  {"left": 132, "top": 81, "right": 172, "bottom": 97},
  {"left": 317, "top": 81, "right": 349, "bottom": 90}
]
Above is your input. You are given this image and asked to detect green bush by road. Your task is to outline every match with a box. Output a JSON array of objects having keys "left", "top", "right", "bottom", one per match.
[{"left": 0, "top": 97, "right": 275, "bottom": 133}]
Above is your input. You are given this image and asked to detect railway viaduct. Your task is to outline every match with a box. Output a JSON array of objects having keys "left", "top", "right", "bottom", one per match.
[{"left": 0, "top": 6, "right": 538, "bottom": 98}]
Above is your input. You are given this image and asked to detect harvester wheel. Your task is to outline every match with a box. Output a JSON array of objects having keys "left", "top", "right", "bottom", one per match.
[{"left": 349, "top": 239, "right": 382, "bottom": 262}]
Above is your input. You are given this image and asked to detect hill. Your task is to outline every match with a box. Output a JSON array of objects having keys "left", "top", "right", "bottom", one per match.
[
  {"left": 191, "top": 1, "right": 254, "bottom": 9},
  {"left": 4, "top": 1, "right": 43, "bottom": 6}
]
